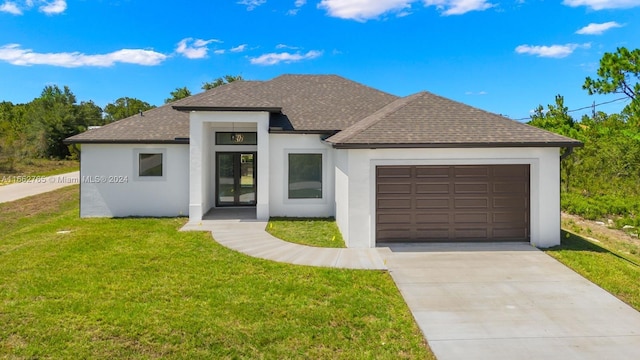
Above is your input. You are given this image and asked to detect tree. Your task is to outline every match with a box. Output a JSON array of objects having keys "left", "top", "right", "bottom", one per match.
[
  {"left": 528, "top": 95, "right": 578, "bottom": 138},
  {"left": 104, "top": 97, "right": 155, "bottom": 122},
  {"left": 583, "top": 47, "right": 640, "bottom": 119},
  {"left": 165, "top": 87, "right": 192, "bottom": 103},
  {"left": 202, "top": 75, "right": 243, "bottom": 90},
  {"left": 528, "top": 95, "right": 580, "bottom": 192}
]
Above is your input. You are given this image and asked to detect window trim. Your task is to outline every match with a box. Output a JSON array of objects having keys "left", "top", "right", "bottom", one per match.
[
  {"left": 285, "top": 150, "right": 326, "bottom": 202},
  {"left": 134, "top": 148, "right": 167, "bottom": 181}
]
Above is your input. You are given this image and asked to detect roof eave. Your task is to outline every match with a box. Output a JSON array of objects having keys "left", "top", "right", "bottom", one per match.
[
  {"left": 330, "top": 141, "right": 584, "bottom": 149},
  {"left": 172, "top": 106, "right": 282, "bottom": 113},
  {"left": 63, "top": 138, "right": 190, "bottom": 145},
  {"left": 269, "top": 129, "right": 339, "bottom": 135}
]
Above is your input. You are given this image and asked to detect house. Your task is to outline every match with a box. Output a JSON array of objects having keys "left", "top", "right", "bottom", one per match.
[{"left": 65, "top": 74, "right": 582, "bottom": 248}]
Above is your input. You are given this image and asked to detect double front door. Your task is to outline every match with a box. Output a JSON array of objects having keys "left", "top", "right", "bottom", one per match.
[{"left": 216, "top": 152, "right": 256, "bottom": 206}]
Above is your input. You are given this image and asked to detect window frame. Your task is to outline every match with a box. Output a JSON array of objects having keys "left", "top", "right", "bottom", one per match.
[
  {"left": 286, "top": 151, "right": 325, "bottom": 201},
  {"left": 134, "top": 148, "right": 167, "bottom": 181}
]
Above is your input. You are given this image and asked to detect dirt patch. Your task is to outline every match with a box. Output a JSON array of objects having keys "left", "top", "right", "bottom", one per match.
[
  {"left": 0, "top": 185, "right": 78, "bottom": 223},
  {"left": 562, "top": 212, "right": 640, "bottom": 258}
]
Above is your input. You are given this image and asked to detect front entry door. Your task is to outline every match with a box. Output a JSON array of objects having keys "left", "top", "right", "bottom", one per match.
[{"left": 216, "top": 152, "right": 256, "bottom": 206}]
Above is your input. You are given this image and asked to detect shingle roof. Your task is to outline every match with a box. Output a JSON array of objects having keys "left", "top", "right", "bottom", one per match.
[
  {"left": 173, "top": 74, "right": 400, "bottom": 131},
  {"left": 65, "top": 75, "right": 398, "bottom": 143},
  {"left": 65, "top": 75, "right": 582, "bottom": 148},
  {"left": 64, "top": 80, "right": 263, "bottom": 144},
  {"left": 326, "top": 91, "right": 582, "bottom": 148}
]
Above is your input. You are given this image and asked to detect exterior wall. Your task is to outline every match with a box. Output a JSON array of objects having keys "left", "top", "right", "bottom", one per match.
[
  {"left": 336, "top": 147, "right": 561, "bottom": 248},
  {"left": 334, "top": 150, "right": 350, "bottom": 246},
  {"left": 79, "top": 143, "right": 189, "bottom": 217},
  {"left": 189, "top": 111, "right": 270, "bottom": 221},
  {"left": 268, "top": 133, "right": 335, "bottom": 217}
]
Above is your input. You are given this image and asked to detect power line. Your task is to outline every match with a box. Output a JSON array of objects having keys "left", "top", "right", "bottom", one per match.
[{"left": 513, "top": 96, "right": 629, "bottom": 121}]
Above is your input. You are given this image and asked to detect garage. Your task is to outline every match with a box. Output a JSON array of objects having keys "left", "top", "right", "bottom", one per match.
[{"left": 376, "top": 165, "right": 530, "bottom": 243}]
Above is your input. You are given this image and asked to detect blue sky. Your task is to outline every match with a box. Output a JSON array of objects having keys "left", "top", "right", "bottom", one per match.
[{"left": 1, "top": 0, "right": 639, "bottom": 120}]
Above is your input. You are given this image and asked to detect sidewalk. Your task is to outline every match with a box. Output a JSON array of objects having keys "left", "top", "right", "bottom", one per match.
[
  {"left": 0, "top": 171, "right": 79, "bottom": 204},
  {"left": 181, "top": 220, "right": 387, "bottom": 270}
]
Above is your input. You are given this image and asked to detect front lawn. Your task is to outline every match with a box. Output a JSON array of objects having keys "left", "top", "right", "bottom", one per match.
[
  {"left": 0, "top": 159, "right": 78, "bottom": 185},
  {"left": 267, "top": 217, "right": 346, "bottom": 248},
  {"left": 0, "top": 187, "right": 432, "bottom": 359}
]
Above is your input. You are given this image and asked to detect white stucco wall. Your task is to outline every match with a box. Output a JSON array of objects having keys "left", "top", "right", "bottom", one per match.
[
  {"left": 268, "top": 133, "right": 335, "bottom": 218},
  {"left": 79, "top": 143, "right": 189, "bottom": 217},
  {"left": 334, "top": 150, "right": 350, "bottom": 246},
  {"left": 335, "top": 147, "right": 561, "bottom": 248}
]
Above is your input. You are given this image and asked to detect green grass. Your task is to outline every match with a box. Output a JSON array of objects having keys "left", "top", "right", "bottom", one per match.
[
  {"left": 267, "top": 217, "right": 346, "bottom": 248},
  {"left": 545, "top": 231, "right": 640, "bottom": 311},
  {"left": 0, "top": 159, "right": 78, "bottom": 185},
  {"left": 0, "top": 187, "right": 432, "bottom": 359}
]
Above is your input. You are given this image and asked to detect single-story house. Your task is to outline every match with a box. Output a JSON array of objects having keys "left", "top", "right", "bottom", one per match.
[{"left": 65, "top": 74, "right": 582, "bottom": 248}]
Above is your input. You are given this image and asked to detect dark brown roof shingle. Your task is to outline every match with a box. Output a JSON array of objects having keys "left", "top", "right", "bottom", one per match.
[
  {"left": 65, "top": 75, "right": 582, "bottom": 148},
  {"left": 326, "top": 91, "right": 582, "bottom": 148}
]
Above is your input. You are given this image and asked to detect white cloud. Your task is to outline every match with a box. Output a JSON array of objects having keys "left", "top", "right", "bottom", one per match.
[
  {"left": 230, "top": 44, "right": 248, "bottom": 53},
  {"left": 39, "top": 0, "right": 66, "bottom": 14},
  {"left": 576, "top": 21, "right": 623, "bottom": 35},
  {"left": 175, "top": 38, "right": 220, "bottom": 59},
  {"left": 0, "top": 1, "right": 22, "bottom": 15},
  {"left": 465, "top": 90, "right": 488, "bottom": 95},
  {"left": 318, "top": 0, "right": 493, "bottom": 21},
  {"left": 250, "top": 50, "right": 322, "bottom": 65},
  {"left": 276, "top": 44, "right": 300, "bottom": 50},
  {"left": 288, "top": 0, "right": 306, "bottom": 14},
  {"left": 214, "top": 49, "right": 225, "bottom": 55},
  {"left": 318, "top": 0, "right": 413, "bottom": 21},
  {"left": 515, "top": 43, "right": 591, "bottom": 58},
  {"left": 0, "top": 0, "right": 67, "bottom": 15},
  {"left": 428, "top": 0, "right": 495, "bottom": 15},
  {"left": 238, "top": 0, "right": 266, "bottom": 10},
  {"left": 562, "top": 0, "right": 640, "bottom": 10},
  {"left": 0, "top": 43, "right": 167, "bottom": 67}
]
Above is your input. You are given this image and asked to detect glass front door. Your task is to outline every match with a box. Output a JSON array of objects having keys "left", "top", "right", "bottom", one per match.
[{"left": 216, "top": 152, "right": 256, "bottom": 206}]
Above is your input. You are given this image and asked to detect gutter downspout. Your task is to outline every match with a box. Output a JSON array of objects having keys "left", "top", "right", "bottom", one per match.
[{"left": 560, "top": 146, "right": 574, "bottom": 160}]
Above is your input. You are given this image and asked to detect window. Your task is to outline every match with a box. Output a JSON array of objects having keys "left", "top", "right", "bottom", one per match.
[
  {"left": 139, "top": 153, "right": 163, "bottom": 177},
  {"left": 216, "top": 132, "right": 257, "bottom": 145},
  {"left": 288, "top": 153, "right": 322, "bottom": 199}
]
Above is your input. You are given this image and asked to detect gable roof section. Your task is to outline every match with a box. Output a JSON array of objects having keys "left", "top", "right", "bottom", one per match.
[
  {"left": 327, "top": 91, "right": 583, "bottom": 148},
  {"left": 64, "top": 104, "right": 190, "bottom": 144},
  {"left": 65, "top": 75, "right": 582, "bottom": 147},
  {"left": 64, "top": 80, "right": 264, "bottom": 144},
  {"left": 66, "top": 75, "right": 399, "bottom": 143},
  {"left": 173, "top": 74, "right": 399, "bottom": 131}
]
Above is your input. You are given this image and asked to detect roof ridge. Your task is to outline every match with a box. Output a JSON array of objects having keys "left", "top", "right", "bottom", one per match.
[{"left": 327, "top": 92, "right": 424, "bottom": 143}]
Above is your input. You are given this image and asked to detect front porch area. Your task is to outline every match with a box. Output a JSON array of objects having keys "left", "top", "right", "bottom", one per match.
[{"left": 203, "top": 207, "right": 257, "bottom": 221}]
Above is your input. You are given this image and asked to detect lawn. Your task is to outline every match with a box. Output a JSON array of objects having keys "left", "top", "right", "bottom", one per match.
[
  {"left": 545, "top": 231, "right": 640, "bottom": 311},
  {"left": 267, "top": 217, "right": 346, "bottom": 248},
  {"left": 0, "top": 159, "right": 78, "bottom": 185},
  {"left": 0, "top": 186, "right": 432, "bottom": 359}
]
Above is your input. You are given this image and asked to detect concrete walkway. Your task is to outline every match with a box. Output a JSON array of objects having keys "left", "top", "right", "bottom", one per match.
[
  {"left": 0, "top": 171, "right": 79, "bottom": 203},
  {"left": 183, "top": 220, "right": 640, "bottom": 359},
  {"left": 181, "top": 220, "right": 386, "bottom": 270}
]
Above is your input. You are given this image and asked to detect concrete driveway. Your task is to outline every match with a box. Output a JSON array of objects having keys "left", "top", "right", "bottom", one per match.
[
  {"left": 378, "top": 243, "right": 640, "bottom": 360},
  {"left": 0, "top": 171, "right": 79, "bottom": 203}
]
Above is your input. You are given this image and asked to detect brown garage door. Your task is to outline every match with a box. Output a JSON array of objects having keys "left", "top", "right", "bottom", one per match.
[{"left": 376, "top": 165, "right": 529, "bottom": 243}]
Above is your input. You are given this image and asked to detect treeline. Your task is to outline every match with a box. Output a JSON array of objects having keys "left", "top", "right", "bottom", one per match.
[
  {"left": 0, "top": 75, "right": 242, "bottom": 171},
  {"left": 0, "top": 85, "right": 155, "bottom": 169},
  {"left": 529, "top": 47, "right": 640, "bottom": 227}
]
